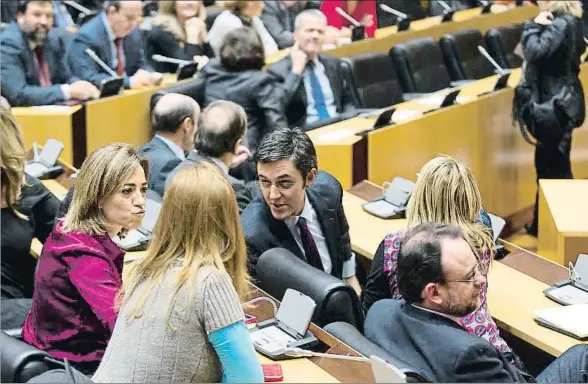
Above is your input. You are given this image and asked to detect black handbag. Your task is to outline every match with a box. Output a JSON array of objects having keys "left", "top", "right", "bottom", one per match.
[{"left": 514, "top": 16, "right": 584, "bottom": 145}]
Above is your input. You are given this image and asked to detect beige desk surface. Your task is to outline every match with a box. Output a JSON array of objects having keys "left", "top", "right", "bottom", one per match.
[
  {"left": 257, "top": 355, "right": 340, "bottom": 383},
  {"left": 539, "top": 179, "right": 588, "bottom": 233}
]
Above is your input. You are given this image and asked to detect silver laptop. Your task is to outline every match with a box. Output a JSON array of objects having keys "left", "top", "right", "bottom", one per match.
[{"left": 487, "top": 212, "right": 506, "bottom": 242}]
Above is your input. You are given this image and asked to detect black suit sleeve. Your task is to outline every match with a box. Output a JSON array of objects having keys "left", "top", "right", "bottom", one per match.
[
  {"left": 336, "top": 182, "right": 353, "bottom": 266},
  {"left": 454, "top": 340, "right": 532, "bottom": 383},
  {"left": 362, "top": 239, "right": 392, "bottom": 314},
  {"left": 256, "top": 75, "right": 289, "bottom": 133},
  {"left": 260, "top": 6, "right": 295, "bottom": 49},
  {"left": 233, "top": 182, "right": 253, "bottom": 215},
  {"left": 267, "top": 63, "right": 303, "bottom": 107},
  {"left": 26, "top": 178, "right": 60, "bottom": 243},
  {"left": 148, "top": 28, "right": 214, "bottom": 63},
  {"left": 522, "top": 18, "right": 568, "bottom": 64}
]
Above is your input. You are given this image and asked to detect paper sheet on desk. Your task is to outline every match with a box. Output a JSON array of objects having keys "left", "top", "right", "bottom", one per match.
[
  {"left": 534, "top": 304, "right": 588, "bottom": 338},
  {"left": 31, "top": 105, "right": 73, "bottom": 111},
  {"left": 315, "top": 129, "right": 355, "bottom": 143},
  {"left": 416, "top": 95, "right": 470, "bottom": 105},
  {"left": 392, "top": 110, "right": 422, "bottom": 122}
]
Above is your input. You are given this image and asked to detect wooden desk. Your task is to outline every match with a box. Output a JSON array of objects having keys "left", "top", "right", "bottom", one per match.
[
  {"left": 309, "top": 65, "right": 588, "bottom": 219},
  {"left": 13, "top": 106, "right": 84, "bottom": 166},
  {"left": 344, "top": 183, "right": 586, "bottom": 357},
  {"left": 538, "top": 179, "right": 588, "bottom": 266}
]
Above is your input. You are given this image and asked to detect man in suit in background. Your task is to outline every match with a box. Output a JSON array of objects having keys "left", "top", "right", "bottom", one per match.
[
  {"left": 66, "top": 0, "right": 163, "bottom": 89},
  {"left": 0, "top": 0, "right": 99, "bottom": 107},
  {"left": 267, "top": 9, "right": 357, "bottom": 129},
  {"left": 365, "top": 222, "right": 588, "bottom": 383},
  {"left": 166, "top": 100, "right": 253, "bottom": 213},
  {"left": 261, "top": 0, "right": 307, "bottom": 49},
  {"left": 241, "top": 128, "right": 362, "bottom": 295},
  {"left": 139, "top": 93, "right": 200, "bottom": 197}
]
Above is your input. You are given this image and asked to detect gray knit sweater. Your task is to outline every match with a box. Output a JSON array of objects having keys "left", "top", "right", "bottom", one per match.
[{"left": 92, "top": 266, "right": 244, "bottom": 383}]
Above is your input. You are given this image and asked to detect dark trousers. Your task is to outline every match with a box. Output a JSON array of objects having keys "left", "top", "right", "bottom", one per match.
[
  {"left": 1, "top": 298, "right": 32, "bottom": 329},
  {"left": 531, "top": 134, "right": 573, "bottom": 230},
  {"left": 536, "top": 344, "right": 588, "bottom": 383}
]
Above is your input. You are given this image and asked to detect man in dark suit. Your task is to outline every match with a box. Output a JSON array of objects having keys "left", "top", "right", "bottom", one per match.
[
  {"left": 66, "top": 0, "right": 163, "bottom": 89},
  {"left": 241, "top": 128, "right": 361, "bottom": 295},
  {"left": 260, "top": 1, "right": 306, "bottom": 49},
  {"left": 139, "top": 93, "right": 200, "bottom": 197},
  {"left": 166, "top": 100, "right": 253, "bottom": 213},
  {"left": 365, "top": 222, "right": 588, "bottom": 383},
  {"left": 0, "top": 0, "right": 99, "bottom": 107},
  {"left": 267, "top": 9, "right": 357, "bottom": 129}
]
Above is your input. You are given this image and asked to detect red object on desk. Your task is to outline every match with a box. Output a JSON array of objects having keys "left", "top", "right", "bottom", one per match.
[
  {"left": 262, "top": 363, "right": 284, "bottom": 382},
  {"left": 320, "top": 0, "right": 377, "bottom": 38}
]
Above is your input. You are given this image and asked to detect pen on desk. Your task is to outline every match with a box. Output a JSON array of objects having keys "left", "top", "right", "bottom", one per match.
[{"left": 33, "top": 142, "right": 40, "bottom": 162}]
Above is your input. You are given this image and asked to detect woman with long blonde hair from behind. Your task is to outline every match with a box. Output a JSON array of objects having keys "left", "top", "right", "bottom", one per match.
[
  {"left": 362, "top": 156, "right": 523, "bottom": 367},
  {"left": 93, "top": 163, "right": 263, "bottom": 383}
]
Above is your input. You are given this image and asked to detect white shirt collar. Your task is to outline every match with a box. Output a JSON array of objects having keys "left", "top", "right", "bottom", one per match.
[
  {"left": 410, "top": 304, "right": 461, "bottom": 325},
  {"left": 285, "top": 193, "right": 313, "bottom": 227},
  {"left": 209, "top": 156, "right": 229, "bottom": 176},
  {"left": 101, "top": 12, "right": 116, "bottom": 43},
  {"left": 155, "top": 134, "right": 185, "bottom": 160}
]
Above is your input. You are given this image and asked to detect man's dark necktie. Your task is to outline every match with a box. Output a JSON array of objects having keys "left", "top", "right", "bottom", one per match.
[
  {"left": 296, "top": 217, "right": 325, "bottom": 271},
  {"left": 114, "top": 38, "right": 125, "bottom": 76},
  {"left": 34, "top": 46, "right": 51, "bottom": 87}
]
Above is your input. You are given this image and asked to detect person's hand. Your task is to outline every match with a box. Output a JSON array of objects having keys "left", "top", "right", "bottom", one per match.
[
  {"left": 69, "top": 80, "right": 100, "bottom": 100},
  {"left": 148, "top": 72, "right": 164, "bottom": 86},
  {"left": 230, "top": 145, "right": 252, "bottom": 169},
  {"left": 185, "top": 17, "right": 206, "bottom": 44},
  {"left": 343, "top": 275, "right": 362, "bottom": 297},
  {"left": 534, "top": 11, "right": 553, "bottom": 25},
  {"left": 193, "top": 55, "right": 210, "bottom": 70},
  {"left": 290, "top": 43, "right": 308, "bottom": 75},
  {"left": 129, "top": 69, "right": 151, "bottom": 89},
  {"left": 360, "top": 13, "right": 374, "bottom": 28}
]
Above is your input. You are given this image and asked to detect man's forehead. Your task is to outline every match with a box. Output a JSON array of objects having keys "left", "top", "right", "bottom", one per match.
[
  {"left": 258, "top": 160, "right": 299, "bottom": 178},
  {"left": 440, "top": 237, "right": 476, "bottom": 273}
]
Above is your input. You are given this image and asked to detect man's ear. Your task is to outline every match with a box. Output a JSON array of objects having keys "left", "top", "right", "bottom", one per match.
[
  {"left": 422, "top": 283, "right": 443, "bottom": 306},
  {"left": 181, "top": 117, "right": 193, "bottom": 134},
  {"left": 305, "top": 168, "right": 317, "bottom": 188},
  {"left": 233, "top": 138, "right": 243, "bottom": 154},
  {"left": 16, "top": 11, "right": 25, "bottom": 25}
]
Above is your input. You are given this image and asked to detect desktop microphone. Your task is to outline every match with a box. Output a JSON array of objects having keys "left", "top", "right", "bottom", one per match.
[
  {"left": 151, "top": 54, "right": 192, "bottom": 66},
  {"left": 584, "top": 37, "right": 588, "bottom": 46},
  {"left": 283, "top": 347, "right": 370, "bottom": 362},
  {"left": 437, "top": 0, "right": 454, "bottom": 12},
  {"left": 378, "top": 4, "right": 408, "bottom": 19},
  {"left": 477, "top": 45, "right": 505, "bottom": 73},
  {"left": 335, "top": 7, "right": 362, "bottom": 27},
  {"left": 62, "top": 0, "right": 92, "bottom": 14},
  {"left": 84, "top": 48, "right": 119, "bottom": 78}
]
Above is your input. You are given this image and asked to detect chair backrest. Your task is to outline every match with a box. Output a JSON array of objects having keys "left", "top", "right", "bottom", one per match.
[
  {"left": 390, "top": 37, "right": 452, "bottom": 93},
  {"left": 323, "top": 322, "right": 429, "bottom": 383},
  {"left": 485, "top": 23, "right": 524, "bottom": 69},
  {"left": 340, "top": 53, "right": 405, "bottom": 108},
  {"left": 256, "top": 248, "right": 364, "bottom": 332},
  {"left": 205, "top": 8, "right": 224, "bottom": 32},
  {"left": 150, "top": 78, "right": 205, "bottom": 112},
  {"left": 0, "top": 331, "right": 52, "bottom": 383},
  {"left": 440, "top": 29, "right": 496, "bottom": 81}
]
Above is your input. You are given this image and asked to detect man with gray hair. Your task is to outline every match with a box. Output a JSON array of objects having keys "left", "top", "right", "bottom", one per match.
[
  {"left": 165, "top": 100, "right": 253, "bottom": 213},
  {"left": 267, "top": 9, "right": 357, "bottom": 129},
  {"left": 139, "top": 93, "right": 200, "bottom": 197}
]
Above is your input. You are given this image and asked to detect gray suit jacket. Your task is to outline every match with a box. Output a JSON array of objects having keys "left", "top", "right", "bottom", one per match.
[
  {"left": 0, "top": 22, "right": 76, "bottom": 106},
  {"left": 165, "top": 151, "right": 253, "bottom": 214},
  {"left": 260, "top": 1, "right": 304, "bottom": 49},
  {"left": 138, "top": 136, "right": 183, "bottom": 198}
]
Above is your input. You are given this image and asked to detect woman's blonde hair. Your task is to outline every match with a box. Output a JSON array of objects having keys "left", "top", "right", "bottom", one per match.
[
  {"left": 406, "top": 155, "right": 494, "bottom": 270},
  {"left": 62, "top": 143, "right": 149, "bottom": 236},
  {"left": 220, "top": 0, "right": 253, "bottom": 15},
  {"left": 154, "top": 1, "right": 206, "bottom": 43},
  {"left": 545, "top": 1, "right": 582, "bottom": 18},
  {"left": 121, "top": 162, "right": 249, "bottom": 326},
  {"left": 0, "top": 106, "right": 27, "bottom": 219}
]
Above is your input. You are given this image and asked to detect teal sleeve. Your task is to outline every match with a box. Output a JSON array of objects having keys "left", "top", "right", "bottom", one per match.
[{"left": 208, "top": 321, "right": 264, "bottom": 383}]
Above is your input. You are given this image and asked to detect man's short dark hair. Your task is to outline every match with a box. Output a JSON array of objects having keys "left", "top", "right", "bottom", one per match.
[
  {"left": 17, "top": 0, "right": 52, "bottom": 14},
  {"left": 103, "top": 1, "right": 121, "bottom": 11},
  {"left": 254, "top": 128, "right": 318, "bottom": 180},
  {"left": 219, "top": 27, "right": 265, "bottom": 71},
  {"left": 195, "top": 100, "right": 247, "bottom": 158},
  {"left": 396, "top": 223, "right": 464, "bottom": 304},
  {"left": 151, "top": 96, "right": 196, "bottom": 134}
]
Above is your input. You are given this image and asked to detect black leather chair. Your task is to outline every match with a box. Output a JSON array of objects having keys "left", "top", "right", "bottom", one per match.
[
  {"left": 390, "top": 37, "right": 452, "bottom": 96},
  {"left": 0, "top": 331, "right": 52, "bottom": 383},
  {"left": 150, "top": 78, "right": 204, "bottom": 112},
  {"left": 485, "top": 23, "right": 524, "bottom": 69},
  {"left": 256, "top": 248, "right": 364, "bottom": 332},
  {"left": 205, "top": 8, "right": 224, "bottom": 32},
  {"left": 324, "top": 322, "right": 429, "bottom": 383},
  {"left": 340, "top": 53, "right": 404, "bottom": 108},
  {"left": 440, "top": 29, "right": 496, "bottom": 81}
]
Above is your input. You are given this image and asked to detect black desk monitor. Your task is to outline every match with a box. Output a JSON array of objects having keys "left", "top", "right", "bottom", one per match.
[
  {"left": 481, "top": 3, "right": 492, "bottom": 13},
  {"left": 176, "top": 62, "right": 198, "bottom": 81},
  {"left": 355, "top": 107, "right": 396, "bottom": 136},
  {"left": 441, "top": 10, "right": 454, "bottom": 22},
  {"left": 397, "top": 17, "right": 411, "bottom": 32},
  {"left": 99, "top": 77, "right": 124, "bottom": 98},
  {"left": 351, "top": 26, "right": 365, "bottom": 41}
]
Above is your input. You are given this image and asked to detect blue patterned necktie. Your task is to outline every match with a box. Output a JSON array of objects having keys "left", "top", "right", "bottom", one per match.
[
  {"left": 296, "top": 217, "right": 325, "bottom": 271},
  {"left": 307, "top": 61, "right": 331, "bottom": 121}
]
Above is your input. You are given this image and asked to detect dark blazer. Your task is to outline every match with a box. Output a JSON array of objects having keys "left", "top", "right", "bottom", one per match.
[
  {"left": 138, "top": 136, "right": 183, "bottom": 198},
  {"left": 145, "top": 26, "right": 215, "bottom": 73},
  {"left": 165, "top": 151, "right": 253, "bottom": 214},
  {"left": 66, "top": 13, "right": 153, "bottom": 88},
  {"left": 267, "top": 54, "right": 358, "bottom": 128},
  {"left": 200, "top": 59, "right": 289, "bottom": 150},
  {"left": 365, "top": 300, "right": 534, "bottom": 383},
  {"left": 241, "top": 171, "right": 353, "bottom": 279},
  {"left": 0, "top": 23, "right": 76, "bottom": 106},
  {"left": 260, "top": 1, "right": 306, "bottom": 49}
]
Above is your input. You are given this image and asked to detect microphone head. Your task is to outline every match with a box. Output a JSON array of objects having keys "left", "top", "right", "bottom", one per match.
[{"left": 152, "top": 54, "right": 164, "bottom": 62}]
